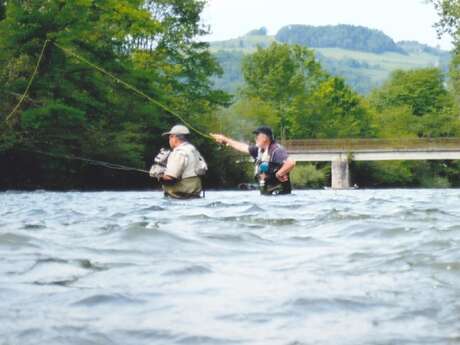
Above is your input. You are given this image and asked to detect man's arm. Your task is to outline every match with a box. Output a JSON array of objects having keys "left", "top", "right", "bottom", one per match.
[
  {"left": 275, "top": 159, "right": 296, "bottom": 182},
  {"left": 210, "top": 134, "right": 249, "bottom": 154},
  {"left": 159, "top": 151, "right": 186, "bottom": 183}
]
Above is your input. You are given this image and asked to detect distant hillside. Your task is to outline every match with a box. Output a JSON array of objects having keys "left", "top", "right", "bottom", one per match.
[
  {"left": 397, "top": 40, "right": 447, "bottom": 55},
  {"left": 276, "top": 24, "right": 404, "bottom": 54},
  {"left": 210, "top": 25, "right": 451, "bottom": 95}
]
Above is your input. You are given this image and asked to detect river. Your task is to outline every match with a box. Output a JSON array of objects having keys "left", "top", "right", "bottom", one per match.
[{"left": 1, "top": 190, "right": 459, "bottom": 345}]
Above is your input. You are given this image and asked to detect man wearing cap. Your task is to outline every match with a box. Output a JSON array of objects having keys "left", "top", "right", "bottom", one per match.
[
  {"left": 150, "top": 124, "right": 207, "bottom": 199},
  {"left": 210, "top": 126, "right": 295, "bottom": 195}
]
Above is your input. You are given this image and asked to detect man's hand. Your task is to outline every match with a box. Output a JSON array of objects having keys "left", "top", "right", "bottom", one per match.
[
  {"left": 149, "top": 164, "right": 166, "bottom": 179},
  {"left": 210, "top": 133, "right": 227, "bottom": 145},
  {"left": 276, "top": 159, "right": 296, "bottom": 182},
  {"left": 209, "top": 133, "right": 250, "bottom": 154},
  {"left": 275, "top": 172, "right": 289, "bottom": 182}
]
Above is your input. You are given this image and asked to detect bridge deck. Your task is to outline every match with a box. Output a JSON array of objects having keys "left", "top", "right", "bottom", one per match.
[
  {"left": 281, "top": 138, "right": 460, "bottom": 152},
  {"left": 281, "top": 138, "right": 460, "bottom": 163}
]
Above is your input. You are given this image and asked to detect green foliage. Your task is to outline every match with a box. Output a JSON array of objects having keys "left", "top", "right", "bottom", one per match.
[
  {"left": 370, "top": 68, "right": 453, "bottom": 117},
  {"left": 241, "top": 43, "right": 325, "bottom": 101},
  {"left": 234, "top": 43, "right": 374, "bottom": 140},
  {"left": 212, "top": 50, "right": 245, "bottom": 93},
  {"left": 418, "top": 173, "right": 451, "bottom": 188},
  {"left": 431, "top": 0, "right": 460, "bottom": 38},
  {"left": 432, "top": 1, "right": 460, "bottom": 108},
  {"left": 290, "top": 77, "right": 374, "bottom": 139},
  {"left": 354, "top": 160, "right": 455, "bottom": 188},
  {"left": 209, "top": 27, "right": 450, "bottom": 96},
  {"left": 21, "top": 102, "right": 86, "bottom": 132},
  {"left": 361, "top": 65, "right": 460, "bottom": 187},
  {"left": 1, "top": 1, "right": 460, "bottom": 190},
  {"left": 368, "top": 161, "right": 415, "bottom": 186},
  {"left": 369, "top": 68, "right": 460, "bottom": 138},
  {"left": 0, "top": 1, "right": 5, "bottom": 20},
  {"left": 449, "top": 51, "right": 460, "bottom": 106},
  {"left": 275, "top": 24, "right": 404, "bottom": 54},
  {"left": 240, "top": 43, "right": 326, "bottom": 138},
  {"left": 218, "top": 97, "right": 279, "bottom": 139},
  {"left": 0, "top": 124, "right": 20, "bottom": 151},
  {"left": 290, "top": 163, "right": 329, "bottom": 188},
  {"left": 0, "top": 0, "right": 233, "bottom": 189},
  {"left": 371, "top": 105, "right": 418, "bottom": 138}
]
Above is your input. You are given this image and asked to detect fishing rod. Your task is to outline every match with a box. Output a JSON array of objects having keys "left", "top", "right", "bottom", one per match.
[
  {"left": 23, "top": 147, "right": 150, "bottom": 174},
  {"left": 4, "top": 39, "right": 217, "bottom": 173}
]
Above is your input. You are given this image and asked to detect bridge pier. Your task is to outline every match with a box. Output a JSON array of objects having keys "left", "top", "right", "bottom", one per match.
[{"left": 331, "top": 159, "right": 350, "bottom": 189}]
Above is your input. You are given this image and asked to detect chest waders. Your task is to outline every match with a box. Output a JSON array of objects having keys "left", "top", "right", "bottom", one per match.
[
  {"left": 254, "top": 146, "right": 292, "bottom": 196},
  {"left": 160, "top": 143, "right": 207, "bottom": 199}
]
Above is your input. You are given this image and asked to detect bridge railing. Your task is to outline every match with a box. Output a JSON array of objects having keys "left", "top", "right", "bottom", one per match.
[{"left": 281, "top": 138, "right": 460, "bottom": 152}]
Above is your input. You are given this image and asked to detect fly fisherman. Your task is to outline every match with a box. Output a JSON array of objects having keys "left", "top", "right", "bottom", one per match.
[
  {"left": 150, "top": 125, "right": 207, "bottom": 199},
  {"left": 211, "top": 126, "right": 296, "bottom": 195}
]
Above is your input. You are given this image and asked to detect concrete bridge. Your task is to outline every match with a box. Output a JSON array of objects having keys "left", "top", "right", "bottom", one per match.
[{"left": 281, "top": 138, "right": 460, "bottom": 189}]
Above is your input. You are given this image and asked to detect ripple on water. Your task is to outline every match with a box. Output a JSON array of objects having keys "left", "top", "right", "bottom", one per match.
[
  {"left": 315, "top": 208, "right": 372, "bottom": 222},
  {"left": 0, "top": 232, "right": 38, "bottom": 249},
  {"left": 138, "top": 205, "right": 165, "bottom": 212},
  {"left": 21, "top": 223, "right": 47, "bottom": 230},
  {"left": 201, "top": 231, "right": 273, "bottom": 246},
  {"left": 285, "top": 297, "right": 388, "bottom": 314},
  {"left": 72, "top": 293, "right": 145, "bottom": 307},
  {"left": 205, "top": 201, "right": 254, "bottom": 208},
  {"left": 162, "top": 264, "right": 212, "bottom": 276},
  {"left": 121, "top": 224, "right": 196, "bottom": 245},
  {"left": 17, "top": 257, "right": 108, "bottom": 287},
  {"left": 2, "top": 189, "right": 460, "bottom": 345}
]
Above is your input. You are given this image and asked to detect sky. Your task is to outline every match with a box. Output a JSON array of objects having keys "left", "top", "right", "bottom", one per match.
[{"left": 201, "top": 0, "right": 453, "bottom": 50}]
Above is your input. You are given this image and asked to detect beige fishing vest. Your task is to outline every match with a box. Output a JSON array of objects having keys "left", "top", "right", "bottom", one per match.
[{"left": 164, "top": 142, "right": 207, "bottom": 180}]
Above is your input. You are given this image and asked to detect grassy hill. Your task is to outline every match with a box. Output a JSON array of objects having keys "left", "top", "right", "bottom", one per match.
[{"left": 210, "top": 25, "right": 451, "bottom": 95}]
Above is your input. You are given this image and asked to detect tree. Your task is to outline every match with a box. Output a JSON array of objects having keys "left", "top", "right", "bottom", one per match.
[
  {"left": 363, "top": 66, "right": 460, "bottom": 188},
  {"left": 369, "top": 68, "right": 459, "bottom": 137},
  {"left": 432, "top": 0, "right": 460, "bottom": 38},
  {"left": 0, "top": 1, "right": 5, "bottom": 20},
  {"left": 237, "top": 42, "right": 373, "bottom": 140},
  {"left": 290, "top": 77, "right": 374, "bottom": 139},
  {"left": 431, "top": 0, "right": 460, "bottom": 105},
  {"left": 241, "top": 42, "right": 326, "bottom": 138},
  {"left": 0, "top": 0, "right": 230, "bottom": 189}
]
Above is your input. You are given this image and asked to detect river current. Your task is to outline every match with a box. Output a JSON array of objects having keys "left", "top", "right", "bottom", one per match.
[{"left": 1, "top": 190, "right": 459, "bottom": 345}]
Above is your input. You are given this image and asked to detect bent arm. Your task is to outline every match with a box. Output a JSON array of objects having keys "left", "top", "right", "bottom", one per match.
[
  {"left": 210, "top": 133, "right": 249, "bottom": 154},
  {"left": 276, "top": 159, "right": 296, "bottom": 178},
  {"left": 161, "top": 151, "right": 186, "bottom": 183}
]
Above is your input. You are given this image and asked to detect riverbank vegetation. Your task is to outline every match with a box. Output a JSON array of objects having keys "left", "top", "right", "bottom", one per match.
[{"left": 1, "top": 0, "right": 460, "bottom": 189}]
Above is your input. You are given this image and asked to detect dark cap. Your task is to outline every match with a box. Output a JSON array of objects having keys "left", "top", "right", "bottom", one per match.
[{"left": 253, "top": 126, "right": 274, "bottom": 140}]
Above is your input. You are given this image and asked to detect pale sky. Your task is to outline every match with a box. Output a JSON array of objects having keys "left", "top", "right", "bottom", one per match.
[{"left": 202, "top": 0, "right": 453, "bottom": 50}]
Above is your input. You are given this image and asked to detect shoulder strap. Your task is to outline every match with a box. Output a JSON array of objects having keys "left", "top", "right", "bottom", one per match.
[{"left": 270, "top": 143, "right": 281, "bottom": 161}]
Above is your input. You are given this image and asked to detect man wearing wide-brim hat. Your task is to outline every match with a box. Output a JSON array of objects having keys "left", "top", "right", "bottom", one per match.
[{"left": 150, "top": 124, "right": 207, "bottom": 199}]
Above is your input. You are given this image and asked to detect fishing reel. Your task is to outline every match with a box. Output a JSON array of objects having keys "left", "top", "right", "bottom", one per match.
[
  {"left": 154, "top": 148, "right": 171, "bottom": 167},
  {"left": 149, "top": 148, "right": 171, "bottom": 179},
  {"left": 257, "top": 162, "right": 270, "bottom": 188}
]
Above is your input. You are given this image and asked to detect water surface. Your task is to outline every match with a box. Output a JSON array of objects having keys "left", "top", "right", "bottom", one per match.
[{"left": 1, "top": 190, "right": 460, "bottom": 345}]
